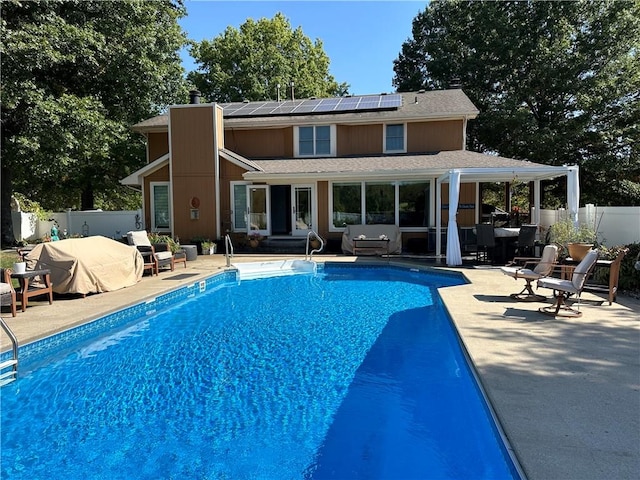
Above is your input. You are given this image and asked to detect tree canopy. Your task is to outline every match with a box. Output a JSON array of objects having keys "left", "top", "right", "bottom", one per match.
[
  {"left": 1, "top": 0, "right": 188, "bottom": 245},
  {"left": 393, "top": 0, "right": 640, "bottom": 206},
  {"left": 187, "top": 12, "right": 349, "bottom": 102}
]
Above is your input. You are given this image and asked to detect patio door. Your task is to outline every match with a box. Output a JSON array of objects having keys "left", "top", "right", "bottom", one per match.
[
  {"left": 247, "top": 185, "right": 270, "bottom": 235},
  {"left": 292, "top": 185, "right": 314, "bottom": 236}
]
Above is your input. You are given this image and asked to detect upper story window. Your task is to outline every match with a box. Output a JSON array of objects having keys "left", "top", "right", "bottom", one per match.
[
  {"left": 384, "top": 123, "right": 406, "bottom": 153},
  {"left": 295, "top": 125, "right": 335, "bottom": 157}
]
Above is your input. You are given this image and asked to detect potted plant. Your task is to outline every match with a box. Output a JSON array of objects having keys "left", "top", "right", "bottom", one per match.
[
  {"left": 548, "top": 218, "right": 597, "bottom": 261},
  {"left": 309, "top": 233, "right": 323, "bottom": 250},
  {"left": 247, "top": 230, "right": 263, "bottom": 248},
  {"left": 201, "top": 240, "right": 216, "bottom": 255},
  {"left": 148, "top": 233, "right": 181, "bottom": 254}
]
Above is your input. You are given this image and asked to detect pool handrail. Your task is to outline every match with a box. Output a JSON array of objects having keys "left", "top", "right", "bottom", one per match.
[
  {"left": 305, "top": 230, "right": 324, "bottom": 260},
  {"left": 225, "top": 234, "right": 234, "bottom": 267},
  {"left": 0, "top": 317, "right": 18, "bottom": 386}
]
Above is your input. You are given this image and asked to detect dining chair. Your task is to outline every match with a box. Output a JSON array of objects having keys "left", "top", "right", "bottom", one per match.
[
  {"left": 513, "top": 224, "right": 538, "bottom": 258},
  {"left": 475, "top": 224, "right": 496, "bottom": 264}
]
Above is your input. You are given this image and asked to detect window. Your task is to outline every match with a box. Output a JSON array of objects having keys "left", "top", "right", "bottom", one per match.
[
  {"left": 150, "top": 182, "right": 170, "bottom": 231},
  {"left": 296, "top": 125, "right": 333, "bottom": 156},
  {"left": 385, "top": 124, "right": 405, "bottom": 152},
  {"left": 399, "top": 182, "right": 430, "bottom": 227},
  {"left": 332, "top": 183, "right": 362, "bottom": 227},
  {"left": 330, "top": 180, "right": 432, "bottom": 231},
  {"left": 231, "top": 182, "right": 248, "bottom": 231},
  {"left": 365, "top": 182, "right": 395, "bottom": 224}
]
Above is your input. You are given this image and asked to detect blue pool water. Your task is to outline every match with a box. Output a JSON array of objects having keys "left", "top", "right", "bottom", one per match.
[{"left": 1, "top": 265, "right": 521, "bottom": 479}]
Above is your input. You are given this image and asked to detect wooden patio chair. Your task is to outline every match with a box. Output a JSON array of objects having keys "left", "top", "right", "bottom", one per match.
[{"left": 0, "top": 269, "right": 17, "bottom": 317}]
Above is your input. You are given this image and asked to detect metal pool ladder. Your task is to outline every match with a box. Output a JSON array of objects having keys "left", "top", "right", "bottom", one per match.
[
  {"left": 225, "top": 234, "right": 234, "bottom": 267},
  {"left": 0, "top": 317, "right": 19, "bottom": 386},
  {"left": 305, "top": 230, "right": 325, "bottom": 260}
]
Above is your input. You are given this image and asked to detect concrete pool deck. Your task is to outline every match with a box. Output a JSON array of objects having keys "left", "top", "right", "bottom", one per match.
[{"left": 1, "top": 254, "right": 639, "bottom": 479}]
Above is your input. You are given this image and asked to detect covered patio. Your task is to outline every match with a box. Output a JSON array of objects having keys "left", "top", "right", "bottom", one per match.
[{"left": 436, "top": 165, "right": 579, "bottom": 266}]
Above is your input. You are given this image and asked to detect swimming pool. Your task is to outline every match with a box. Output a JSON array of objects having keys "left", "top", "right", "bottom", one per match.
[{"left": 1, "top": 264, "right": 522, "bottom": 479}]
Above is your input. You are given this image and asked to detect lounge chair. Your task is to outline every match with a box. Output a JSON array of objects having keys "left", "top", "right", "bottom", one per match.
[
  {"left": 0, "top": 269, "right": 17, "bottom": 317},
  {"left": 537, "top": 248, "right": 599, "bottom": 317},
  {"left": 500, "top": 244, "right": 559, "bottom": 301},
  {"left": 126, "top": 230, "right": 175, "bottom": 275}
]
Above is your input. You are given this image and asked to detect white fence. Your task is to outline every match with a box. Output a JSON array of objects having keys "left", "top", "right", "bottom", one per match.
[
  {"left": 539, "top": 205, "right": 640, "bottom": 247},
  {"left": 12, "top": 206, "right": 640, "bottom": 247},
  {"left": 12, "top": 209, "right": 142, "bottom": 242}
]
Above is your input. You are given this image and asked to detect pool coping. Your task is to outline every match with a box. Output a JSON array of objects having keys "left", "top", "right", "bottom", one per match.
[{"left": 1, "top": 254, "right": 638, "bottom": 480}]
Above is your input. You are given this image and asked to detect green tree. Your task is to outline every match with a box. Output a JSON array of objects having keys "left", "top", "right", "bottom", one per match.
[
  {"left": 1, "top": 0, "right": 188, "bottom": 246},
  {"left": 188, "top": 12, "right": 349, "bottom": 102},
  {"left": 393, "top": 0, "right": 640, "bottom": 206}
]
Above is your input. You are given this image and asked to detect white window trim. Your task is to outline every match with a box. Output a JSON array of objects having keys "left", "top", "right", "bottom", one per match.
[
  {"left": 383, "top": 123, "right": 407, "bottom": 153},
  {"left": 294, "top": 124, "right": 336, "bottom": 157},
  {"left": 230, "top": 180, "right": 249, "bottom": 232},
  {"left": 150, "top": 181, "right": 171, "bottom": 233}
]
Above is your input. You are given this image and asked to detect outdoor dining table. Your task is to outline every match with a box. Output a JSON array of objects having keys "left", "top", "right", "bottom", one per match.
[{"left": 493, "top": 227, "right": 520, "bottom": 264}]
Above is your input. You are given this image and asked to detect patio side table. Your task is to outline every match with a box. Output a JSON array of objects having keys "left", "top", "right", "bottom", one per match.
[{"left": 11, "top": 269, "right": 53, "bottom": 312}]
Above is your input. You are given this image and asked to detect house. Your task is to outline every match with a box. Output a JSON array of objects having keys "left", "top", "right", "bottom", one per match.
[{"left": 122, "top": 88, "right": 578, "bottom": 262}]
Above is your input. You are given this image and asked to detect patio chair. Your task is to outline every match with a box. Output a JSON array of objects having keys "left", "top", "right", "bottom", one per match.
[
  {"left": 513, "top": 224, "right": 538, "bottom": 258},
  {"left": 0, "top": 269, "right": 17, "bottom": 317},
  {"left": 500, "top": 244, "right": 558, "bottom": 301},
  {"left": 583, "top": 247, "right": 628, "bottom": 305},
  {"left": 475, "top": 223, "right": 496, "bottom": 264},
  {"left": 537, "top": 248, "right": 599, "bottom": 318},
  {"left": 126, "top": 230, "right": 175, "bottom": 275}
]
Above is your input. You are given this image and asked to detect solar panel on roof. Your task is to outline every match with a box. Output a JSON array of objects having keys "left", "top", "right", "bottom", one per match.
[
  {"left": 291, "top": 98, "right": 323, "bottom": 114},
  {"left": 337, "top": 97, "right": 360, "bottom": 110},
  {"left": 221, "top": 93, "right": 402, "bottom": 117},
  {"left": 357, "top": 96, "right": 382, "bottom": 109},
  {"left": 379, "top": 94, "right": 402, "bottom": 108},
  {"left": 313, "top": 98, "right": 342, "bottom": 112}
]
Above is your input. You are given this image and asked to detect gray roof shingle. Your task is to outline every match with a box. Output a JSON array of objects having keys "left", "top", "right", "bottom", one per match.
[{"left": 132, "top": 89, "right": 479, "bottom": 132}]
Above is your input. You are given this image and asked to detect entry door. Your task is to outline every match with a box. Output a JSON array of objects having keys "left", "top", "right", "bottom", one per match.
[
  {"left": 247, "top": 185, "right": 270, "bottom": 235},
  {"left": 292, "top": 185, "right": 314, "bottom": 236}
]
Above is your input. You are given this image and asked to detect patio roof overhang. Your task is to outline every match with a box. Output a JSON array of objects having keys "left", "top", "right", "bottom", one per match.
[
  {"left": 435, "top": 165, "right": 574, "bottom": 184},
  {"left": 436, "top": 165, "right": 580, "bottom": 266},
  {"left": 120, "top": 153, "right": 169, "bottom": 186}
]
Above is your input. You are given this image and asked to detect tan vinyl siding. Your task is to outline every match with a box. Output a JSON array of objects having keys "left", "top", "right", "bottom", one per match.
[
  {"left": 224, "top": 127, "right": 293, "bottom": 158},
  {"left": 148, "top": 132, "right": 169, "bottom": 162},
  {"left": 316, "top": 181, "right": 329, "bottom": 237},
  {"left": 440, "top": 182, "right": 477, "bottom": 227},
  {"left": 408, "top": 120, "right": 464, "bottom": 152},
  {"left": 215, "top": 106, "right": 224, "bottom": 150},
  {"left": 337, "top": 124, "right": 383, "bottom": 156},
  {"left": 170, "top": 106, "right": 217, "bottom": 241},
  {"left": 219, "top": 160, "right": 249, "bottom": 233}
]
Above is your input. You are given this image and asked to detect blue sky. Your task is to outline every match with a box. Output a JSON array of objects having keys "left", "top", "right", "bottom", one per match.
[{"left": 178, "top": 0, "right": 427, "bottom": 95}]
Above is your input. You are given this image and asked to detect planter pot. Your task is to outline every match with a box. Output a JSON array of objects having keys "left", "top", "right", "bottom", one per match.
[
  {"left": 568, "top": 243, "right": 594, "bottom": 261},
  {"left": 202, "top": 245, "right": 216, "bottom": 255},
  {"left": 13, "top": 262, "right": 26, "bottom": 274},
  {"left": 249, "top": 239, "right": 260, "bottom": 249},
  {"left": 310, "top": 240, "right": 321, "bottom": 250}
]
